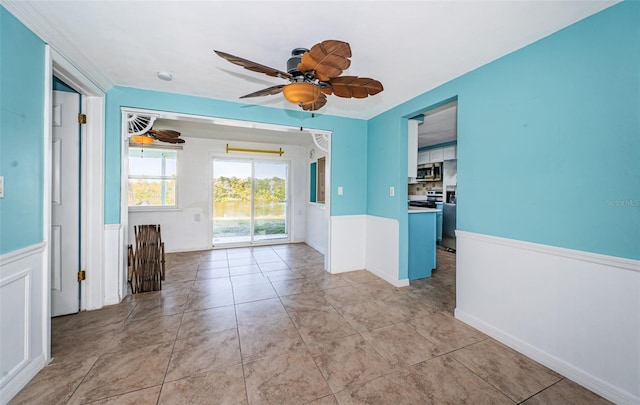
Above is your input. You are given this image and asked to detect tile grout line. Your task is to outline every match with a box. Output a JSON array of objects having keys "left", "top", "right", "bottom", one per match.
[
  {"left": 446, "top": 347, "right": 519, "bottom": 404},
  {"left": 62, "top": 355, "right": 100, "bottom": 405},
  {"left": 228, "top": 254, "right": 253, "bottom": 405},
  {"left": 269, "top": 254, "right": 339, "bottom": 401},
  {"left": 516, "top": 378, "right": 566, "bottom": 404},
  {"left": 155, "top": 253, "right": 197, "bottom": 402}
]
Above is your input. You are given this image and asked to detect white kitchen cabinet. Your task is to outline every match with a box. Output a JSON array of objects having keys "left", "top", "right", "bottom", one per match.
[
  {"left": 443, "top": 145, "right": 457, "bottom": 160},
  {"left": 417, "top": 150, "right": 430, "bottom": 165},
  {"left": 408, "top": 120, "right": 419, "bottom": 178},
  {"left": 429, "top": 148, "right": 444, "bottom": 163}
]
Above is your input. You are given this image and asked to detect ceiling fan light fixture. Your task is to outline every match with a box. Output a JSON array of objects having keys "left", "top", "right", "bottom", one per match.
[
  {"left": 283, "top": 82, "right": 320, "bottom": 106},
  {"left": 131, "top": 134, "right": 154, "bottom": 145}
]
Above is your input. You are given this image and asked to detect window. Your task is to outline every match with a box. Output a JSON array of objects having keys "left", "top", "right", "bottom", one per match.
[{"left": 128, "top": 147, "right": 177, "bottom": 208}]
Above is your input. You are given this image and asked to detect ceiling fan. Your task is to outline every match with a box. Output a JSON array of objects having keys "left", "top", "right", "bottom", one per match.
[
  {"left": 130, "top": 129, "right": 185, "bottom": 145},
  {"left": 215, "top": 40, "right": 383, "bottom": 111}
]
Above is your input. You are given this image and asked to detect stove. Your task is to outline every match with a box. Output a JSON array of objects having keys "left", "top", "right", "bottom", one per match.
[
  {"left": 409, "top": 200, "right": 437, "bottom": 208},
  {"left": 408, "top": 189, "right": 442, "bottom": 209}
]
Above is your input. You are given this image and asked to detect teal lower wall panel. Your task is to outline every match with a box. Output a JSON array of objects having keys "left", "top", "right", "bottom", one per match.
[{"left": 408, "top": 211, "right": 437, "bottom": 280}]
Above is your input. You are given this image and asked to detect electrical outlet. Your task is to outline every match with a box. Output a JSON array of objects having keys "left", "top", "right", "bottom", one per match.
[
  {"left": 194, "top": 213, "right": 201, "bottom": 222},
  {"left": 0, "top": 176, "right": 4, "bottom": 198},
  {"left": 337, "top": 186, "right": 343, "bottom": 196},
  {"left": 389, "top": 186, "right": 395, "bottom": 197}
]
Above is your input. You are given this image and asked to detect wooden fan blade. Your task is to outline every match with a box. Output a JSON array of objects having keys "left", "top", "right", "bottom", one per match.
[
  {"left": 326, "top": 76, "right": 383, "bottom": 98},
  {"left": 300, "top": 93, "right": 327, "bottom": 111},
  {"left": 157, "top": 137, "right": 185, "bottom": 144},
  {"left": 240, "top": 85, "right": 286, "bottom": 99},
  {"left": 297, "top": 40, "right": 351, "bottom": 81},
  {"left": 215, "top": 50, "right": 292, "bottom": 80},
  {"left": 149, "top": 129, "right": 180, "bottom": 138}
]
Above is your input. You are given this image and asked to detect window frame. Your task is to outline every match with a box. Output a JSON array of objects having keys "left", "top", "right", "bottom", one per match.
[{"left": 127, "top": 146, "right": 179, "bottom": 211}]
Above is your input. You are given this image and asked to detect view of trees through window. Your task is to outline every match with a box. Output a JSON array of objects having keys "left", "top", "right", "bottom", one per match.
[
  {"left": 128, "top": 147, "right": 177, "bottom": 207},
  {"left": 213, "top": 176, "right": 285, "bottom": 203},
  {"left": 213, "top": 160, "right": 288, "bottom": 244},
  {"left": 128, "top": 179, "right": 176, "bottom": 206}
]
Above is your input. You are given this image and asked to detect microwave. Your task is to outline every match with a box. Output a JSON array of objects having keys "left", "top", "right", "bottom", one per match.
[{"left": 416, "top": 163, "right": 441, "bottom": 181}]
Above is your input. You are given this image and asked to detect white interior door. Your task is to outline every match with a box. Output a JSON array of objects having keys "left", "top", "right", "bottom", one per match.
[{"left": 51, "top": 90, "right": 80, "bottom": 317}]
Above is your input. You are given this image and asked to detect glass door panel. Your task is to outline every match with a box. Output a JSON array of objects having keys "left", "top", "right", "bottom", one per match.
[
  {"left": 253, "top": 161, "right": 288, "bottom": 241},
  {"left": 212, "top": 159, "right": 289, "bottom": 245},
  {"left": 213, "top": 160, "right": 252, "bottom": 244}
]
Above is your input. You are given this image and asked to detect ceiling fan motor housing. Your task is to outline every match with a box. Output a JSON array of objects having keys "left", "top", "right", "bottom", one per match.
[{"left": 287, "top": 48, "right": 308, "bottom": 75}]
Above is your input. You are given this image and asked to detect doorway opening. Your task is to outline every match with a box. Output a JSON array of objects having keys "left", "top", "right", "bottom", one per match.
[
  {"left": 408, "top": 97, "right": 458, "bottom": 312},
  {"left": 120, "top": 108, "right": 333, "bottom": 280},
  {"left": 212, "top": 158, "right": 290, "bottom": 245}
]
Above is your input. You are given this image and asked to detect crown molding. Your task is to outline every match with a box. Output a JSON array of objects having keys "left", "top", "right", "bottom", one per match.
[{"left": 2, "top": 1, "right": 114, "bottom": 92}]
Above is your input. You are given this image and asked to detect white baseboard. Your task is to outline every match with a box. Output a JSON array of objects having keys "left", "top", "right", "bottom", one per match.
[
  {"left": 455, "top": 230, "right": 640, "bottom": 405},
  {"left": 456, "top": 309, "right": 640, "bottom": 405},
  {"left": 0, "top": 354, "right": 47, "bottom": 405},
  {"left": 304, "top": 239, "right": 325, "bottom": 256},
  {"left": 373, "top": 272, "right": 410, "bottom": 288}
]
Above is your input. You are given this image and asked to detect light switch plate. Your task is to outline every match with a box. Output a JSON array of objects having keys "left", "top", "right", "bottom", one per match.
[
  {"left": 389, "top": 186, "right": 395, "bottom": 197},
  {"left": 337, "top": 186, "right": 343, "bottom": 196},
  {"left": 0, "top": 176, "right": 4, "bottom": 198}
]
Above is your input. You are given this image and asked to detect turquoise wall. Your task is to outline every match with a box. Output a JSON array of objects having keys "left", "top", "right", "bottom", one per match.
[
  {"left": 368, "top": 1, "right": 640, "bottom": 278},
  {"left": 105, "top": 87, "right": 367, "bottom": 224},
  {"left": 2, "top": 3, "right": 637, "bottom": 264},
  {"left": 0, "top": 7, "right": 46, "bottom": 254}
]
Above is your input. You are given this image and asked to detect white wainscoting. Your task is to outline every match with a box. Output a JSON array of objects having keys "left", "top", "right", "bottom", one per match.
[
  {"left": 328, "top": 214, "right": 407, "bottom": 287},
  {"left": 0, "top": 243, "right": 48, "bottom": 404},
  {"left": 364, "top": 215, "right": 407, "bottom": 287},
  {"left": 305, "top": 203, "right": 327, "bottom": 255},
  {"left": 455, "top": 230, "right": 640, "bottom": 405},
  {"left": 103, "top": 224, "right": 123, "bottom": 306},
  {"left": 329, "top": 215, "right": 366, "bottom": 273}
]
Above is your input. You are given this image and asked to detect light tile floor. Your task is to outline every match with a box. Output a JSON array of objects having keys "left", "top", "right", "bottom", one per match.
[{"left": 11, "top": 244, "right": 611, "bottom": 404}]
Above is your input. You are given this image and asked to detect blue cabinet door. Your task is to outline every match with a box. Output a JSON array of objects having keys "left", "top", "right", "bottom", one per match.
[{"left": 408, "top": 212, "right": 437, "bottom": 280}]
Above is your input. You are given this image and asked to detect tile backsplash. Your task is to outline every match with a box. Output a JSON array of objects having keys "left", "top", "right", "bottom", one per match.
[{"left": 408, "top": 181, "right": 443, "bottom": 195}]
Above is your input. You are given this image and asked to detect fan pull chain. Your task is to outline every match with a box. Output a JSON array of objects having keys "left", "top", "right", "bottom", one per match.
[
  {"left": 298, "top": 110, "right": 316, "bottom": 132},
  {"left": 299, "top": 109, "right": 304, "bottom": 131}
]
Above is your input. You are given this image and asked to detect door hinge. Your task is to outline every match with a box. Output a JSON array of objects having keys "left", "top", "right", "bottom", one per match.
[
  {"left": 77, "top": 270, "right": 86, "bottom": 282},
  {"left": 78, "top": 113, "right": 87, "bottom": 124}
]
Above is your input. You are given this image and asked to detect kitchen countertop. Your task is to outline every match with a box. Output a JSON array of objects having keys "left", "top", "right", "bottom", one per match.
[{"left": 408, "top": 207, "right": 441, "bottom": 213}]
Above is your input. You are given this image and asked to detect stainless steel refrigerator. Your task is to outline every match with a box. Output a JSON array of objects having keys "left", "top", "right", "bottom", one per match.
[{"left": 442, "top": 203, "right": 456, "bottom": 251}]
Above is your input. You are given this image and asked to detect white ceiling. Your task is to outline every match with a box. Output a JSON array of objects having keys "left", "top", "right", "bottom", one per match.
[
  {"left": 418, "top": 101, "right": 457, "bottom": 148},
  {"left": 154, "top": 117, "right": 316, "bottom": 146},
  {"left": 5, "top": 0, "right": 617, "bottom": 123}
]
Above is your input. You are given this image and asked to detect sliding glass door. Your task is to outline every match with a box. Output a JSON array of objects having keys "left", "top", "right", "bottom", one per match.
[
  {"left": 212, "top": 158, "right": 289, "bottom": 245},
  {"left": 253, "top": 161, "right": 288, "bottom": 241}
]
